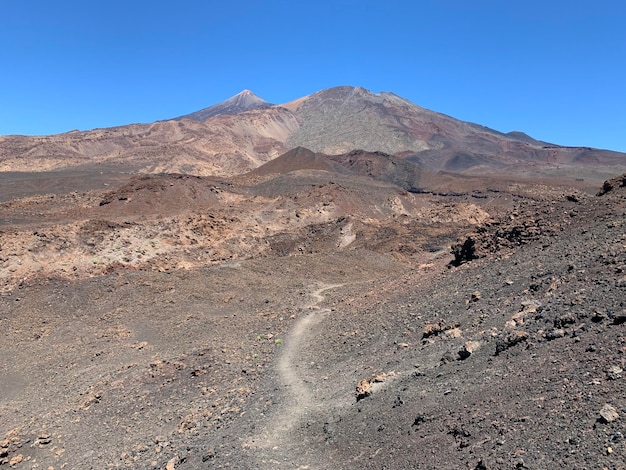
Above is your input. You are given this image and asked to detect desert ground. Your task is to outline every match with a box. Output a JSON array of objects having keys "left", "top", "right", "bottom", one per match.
[{"left": 1, "top": 146, "right": 625, "bottom": 469}]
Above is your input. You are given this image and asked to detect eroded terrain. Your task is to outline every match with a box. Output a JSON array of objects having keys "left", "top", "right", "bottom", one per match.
[{"left": 1, "top": 161, "right": 625, "bottom": 469}]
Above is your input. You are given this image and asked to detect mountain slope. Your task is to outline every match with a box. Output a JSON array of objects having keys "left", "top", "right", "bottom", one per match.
[
  {"left": 0, "top": 107, "right": 298, "bottom": 175},
  {"left": 284, "top": 86, "right": 626, "bottom": 177}
]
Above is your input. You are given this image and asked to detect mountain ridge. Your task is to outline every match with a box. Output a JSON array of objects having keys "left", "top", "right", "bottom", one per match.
[{"left": 1, "top": 86, "right": 625, "bottom": 181}]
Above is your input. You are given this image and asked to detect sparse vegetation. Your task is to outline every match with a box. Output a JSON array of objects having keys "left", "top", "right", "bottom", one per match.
[{"left": 449, "top": 237, "right": 478, "bottom": 267}]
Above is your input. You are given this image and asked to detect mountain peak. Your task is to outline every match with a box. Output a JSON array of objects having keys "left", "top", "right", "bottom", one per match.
[
  {"left": 174, "top": 90, "right": 272, "bottom": 122},
  {"left": 283, "top": 86, "right": 417, "bottom": 111},
  {"left": 313, "top": 85, "right": 371, "bottom": 98},
  {"left": 228, "top": 89, "right": 268, "bottom": 107}
]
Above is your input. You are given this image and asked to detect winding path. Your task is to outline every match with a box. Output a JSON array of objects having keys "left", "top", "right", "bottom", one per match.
[{"left": 255, "top": 282, "right": 343, "bottom": 466}]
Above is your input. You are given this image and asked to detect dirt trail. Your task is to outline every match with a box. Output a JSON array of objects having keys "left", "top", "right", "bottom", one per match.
[{"left": 254, "top": 282, "right": 343, "bottom": 467}]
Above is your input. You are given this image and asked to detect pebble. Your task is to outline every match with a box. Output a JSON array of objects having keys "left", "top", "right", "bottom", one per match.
[
  {"left": 545, "top": 328, "right": 565, "bottom": 340},
  {"left": 607, "top": 365, "right": 623, "bottom": 380},
  {"left": 165, "top": 456, "right": 179, "bottom": 470},
  {"left": 600, "top": 404, "right": 619, "bottom": 423}
]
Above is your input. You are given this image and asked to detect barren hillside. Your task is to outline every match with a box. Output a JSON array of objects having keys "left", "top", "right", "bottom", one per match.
[{"left": 2, "top": 142, "right": 624, "bottom": 467}]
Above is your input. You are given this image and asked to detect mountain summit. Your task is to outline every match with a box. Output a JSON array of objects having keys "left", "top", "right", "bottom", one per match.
[{"left": 175, "top": 90, "right": 272, "bottom": 121}]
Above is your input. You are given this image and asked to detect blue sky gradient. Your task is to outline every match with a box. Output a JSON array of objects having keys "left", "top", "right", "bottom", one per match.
[{"left": 1, "top": 1, "right": 624, "bottom": 151}]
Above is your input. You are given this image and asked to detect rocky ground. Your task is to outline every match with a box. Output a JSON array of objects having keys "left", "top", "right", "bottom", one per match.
[{"left": 1, "top": 162, "right": 624, "bottom": 469}]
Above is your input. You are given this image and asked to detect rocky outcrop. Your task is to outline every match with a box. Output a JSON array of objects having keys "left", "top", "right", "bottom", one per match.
[{"left": 597, "top": 173, "right": 626, "bottom": 195}]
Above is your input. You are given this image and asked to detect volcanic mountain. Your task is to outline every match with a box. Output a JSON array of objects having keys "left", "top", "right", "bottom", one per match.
[
  {"left": 1, "top": 86, "right": 624, "bottom": 180},
  {"left": 283, "top": 86, "right": 626, "bottom": 179},
  {"left": 173, "top": 89, "right": 273, "bottom": 121}
]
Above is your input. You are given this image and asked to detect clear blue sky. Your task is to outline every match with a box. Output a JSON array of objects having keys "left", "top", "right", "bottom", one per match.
[{"left": 1, "top": 0, "right": 625, "bottom": 151}]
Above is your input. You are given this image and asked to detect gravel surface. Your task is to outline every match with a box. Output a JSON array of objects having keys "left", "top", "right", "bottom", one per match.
[{"left": 1, "top": 167, "right": 624, "bottom": 469}]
